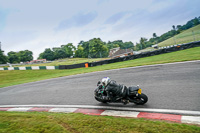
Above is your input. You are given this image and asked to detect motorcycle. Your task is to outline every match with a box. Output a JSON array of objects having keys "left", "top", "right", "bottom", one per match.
[{"left": 94, "top": 81, "right": 148, "bottom": 105}]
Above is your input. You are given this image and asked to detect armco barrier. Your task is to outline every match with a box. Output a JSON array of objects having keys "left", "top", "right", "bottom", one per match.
[
  {"left": 59, "top": 63, "right": 86, "bottom": 69},
  {"left": 0, "top": 66, "right": 58, "bottom": 71}
]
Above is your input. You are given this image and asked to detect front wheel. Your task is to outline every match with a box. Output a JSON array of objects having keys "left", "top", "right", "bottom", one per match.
[
  {"left": 134, "top": 93, "right": 148, "bottom": 105},
  {"left": 95, "top": 96, "right": 107, "bottom": 103}
]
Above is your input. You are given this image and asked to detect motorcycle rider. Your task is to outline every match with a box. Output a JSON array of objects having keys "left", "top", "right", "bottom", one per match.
[{"left": 101, "top": 77, "right": 129, "bottom": 104}]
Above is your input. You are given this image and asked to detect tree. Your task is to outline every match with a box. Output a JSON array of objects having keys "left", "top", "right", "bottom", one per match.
[
  {"left": 7, "top": 51, "right": 19, "bottom": 63},
  {"left": 172, "top": 25, "right": 176, "bottom": 30},
  {"left": 135, "top": 42, "right": 140, "bottom": 51},
  {"left": 54, "top": 49, "right": 67, "bottom": 59},
  {"left": 18, "top": 50, "right": 33, "bottom": 62},
  {"left": 75, "top": 45, "right": 85, "bottom": 58},
  {"left": 88, "top": 38, "right": 108, "bottom": 58},
  {"left": 153, "top": 33, "right": 157, "bottom": 38},
  {"left": 0, "top": 50, "right": 8, "bottom": 64},
  {"left": 176, "top": 25, "right": 182, "bottom": 33},
  {"left": 61, "top": 43, "right": 76, "bottom": 58},
  {"left": 140, "top": 37, "right": 148, "bottom": 50},
  {"left": 81, "top": 41, "right": 90, "bottom": 58},
  {"left": 122, "top": 41, "right": 134, "bottom": 49},
  {"left": 109, "top": 40, "right": 124, "bottom": 49},
  {"left": 193, "top": 17, "right": 200, "bottom": 26},
  {"left": 39, "top": 48, "right": 54, "bottom": 60}
]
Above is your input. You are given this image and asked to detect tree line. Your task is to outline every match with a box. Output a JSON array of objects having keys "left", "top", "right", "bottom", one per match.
[
  {"left": 38, "top": 38, "right": 134, "bottom": 60},
  {"left": 0, "top": 16, "right": 199, "bottom": 64},
  {"left": 0, "top": 50, "right": 33, "bottom": 64}
]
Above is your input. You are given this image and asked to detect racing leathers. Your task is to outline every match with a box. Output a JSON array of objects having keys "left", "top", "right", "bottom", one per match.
[{"left": 103, "top": 80, "right": 127, "bottom": 102}]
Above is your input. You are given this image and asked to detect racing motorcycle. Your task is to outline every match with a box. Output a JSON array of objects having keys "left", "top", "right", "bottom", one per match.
[{"left": 94, "top": 81, "right": 148, "bottom": 105}]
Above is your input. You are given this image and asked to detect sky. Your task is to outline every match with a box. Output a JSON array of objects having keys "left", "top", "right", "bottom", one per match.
[{"left": 0, "top": 0, "right": 200, "bottom": 59}]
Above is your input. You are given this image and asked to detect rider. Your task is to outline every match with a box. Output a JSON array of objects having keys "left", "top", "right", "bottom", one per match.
[{"left": 101, "top": 77, "right": 128, "bottom": 104}]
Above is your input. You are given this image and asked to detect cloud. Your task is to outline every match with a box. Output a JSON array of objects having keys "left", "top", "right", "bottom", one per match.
[
  {"left": 55, "top": 11, "right": 98, "bottom": 31},
  {"left": 104, "top": 11, "right": 129, "bottom": 25}
]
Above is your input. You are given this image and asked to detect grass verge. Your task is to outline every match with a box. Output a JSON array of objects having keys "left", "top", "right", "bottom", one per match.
[
  {"left": 0, "top": 47, "right": 200, "bottom": 88},
  {"left": 0, "top": 111, "right": 199, "bottom": 133},
  {"left": 158, "top": 24, "right": 200, "bottom": 47}
]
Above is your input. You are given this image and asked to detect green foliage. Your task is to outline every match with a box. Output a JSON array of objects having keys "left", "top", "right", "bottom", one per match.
[
  {"left": 39, "top": 48, "right": 55, "bottom": 61},
  {"left": 6, "top": 50, "right": 33, "bottom": 63},
  {"left": 140, "top": 37, "right": 148, "bottom": 49},
  {"left": 88, "top": 38, "right": 108, "bottom": 58},
  {"left": 54, "top": 49, "right": 67, "bottom": 59},
  {"left": 38, "top": 43, "right": 76, "bottom": 60},
  {"left": 75, "top": 45, "right": 85, "bottom": 58},
  {"left": 61, "top": 43, "right": 76, "bottom": 58},
  {"left": 106, "top": 40, "right": 134, "bottom": 50},
  {"left": 75, "top": 38, "right": 109, "bottom": 58},
  {"left": 0, "top": 50, "right": 8, "bottom": 64},
  {"left": 7, "top": 51, "right": 19, "bottom": 63},
  {"left": 18, "top": 50, "right": 33, "bottom": 62}
]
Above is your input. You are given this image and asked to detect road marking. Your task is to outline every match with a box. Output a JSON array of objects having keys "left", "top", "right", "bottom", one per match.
[
  {"left": 49, "top": 108, "right": 77, "bottom": 113},
  {"left": 8, "top": 107, "right": 32, "bottom": 112},
  {"left": 101, "top": 110, "right": 140, "bottom": 118},
  {"left": 182, "top": 116, "right": 200, "bottom": 125},
  {"left": 28, "top": 107, "right": 53, "bottom": 112}
]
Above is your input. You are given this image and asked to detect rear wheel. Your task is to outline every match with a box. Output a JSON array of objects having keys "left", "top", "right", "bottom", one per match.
[{"left": 134, "top": 93, "right": 148, "bottom": 105}]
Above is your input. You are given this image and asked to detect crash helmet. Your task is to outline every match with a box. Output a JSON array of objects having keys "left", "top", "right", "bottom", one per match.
[{"left": 102, "top": 77, "right": 110, "bottom": 86}]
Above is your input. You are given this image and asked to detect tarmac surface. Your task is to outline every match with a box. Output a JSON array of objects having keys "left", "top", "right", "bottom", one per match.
[{"left": 0, "top": 60, "right": 200, "bottom": 111}]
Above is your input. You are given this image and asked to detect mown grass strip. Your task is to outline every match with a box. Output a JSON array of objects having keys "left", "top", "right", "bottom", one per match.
[
  {"left": 0, "top": 47, "right": 200, "bottom": 88},
  {"left": 0, "top": 111, "right": 199, "bottom": 133}
]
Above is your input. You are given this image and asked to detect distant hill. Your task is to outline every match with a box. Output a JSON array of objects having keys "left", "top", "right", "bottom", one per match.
[
  {"left": 139, "top": 24, "right": 200, "bottom": 52},
  {"left": 158, "top": 24, "right": 200, "bottom": 47}
]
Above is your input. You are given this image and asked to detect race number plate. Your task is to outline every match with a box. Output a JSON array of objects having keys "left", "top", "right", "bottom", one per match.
[{"left": 138, "top": 89, "right": 142, "bottom": 94}]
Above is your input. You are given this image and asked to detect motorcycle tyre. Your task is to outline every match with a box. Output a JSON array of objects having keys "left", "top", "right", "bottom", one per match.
[
  {"left": 134, "top": 93, "right": 148, "bottom": 105},
  {"left": 95, "top": 97, "right": 107, "bottom": 103}
]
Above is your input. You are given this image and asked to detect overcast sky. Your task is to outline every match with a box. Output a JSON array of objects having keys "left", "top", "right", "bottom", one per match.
[{"left": 0, "top": 0, "right": 200, "bottom": 59}]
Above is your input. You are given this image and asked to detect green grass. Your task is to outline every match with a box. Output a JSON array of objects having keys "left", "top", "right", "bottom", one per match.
[
  {"left": 0, "top": 58, "right": 109, "bottom": 68},
  {"left": 26, "top": 58, "right": 110, "bottom": 67},
  {"left": 0, "top": 111, "right": 199, "bottom": 133},
  {"left": 158, "top": 24, "right": 200, "bottom": 47},
  {"left": 0, "top": 47, "right": 200, "bottom": 88}
]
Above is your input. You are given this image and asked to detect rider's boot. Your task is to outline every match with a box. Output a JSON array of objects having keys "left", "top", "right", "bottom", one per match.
[{"left": 122, "top": 99, "right": 129, "bottom": 105}]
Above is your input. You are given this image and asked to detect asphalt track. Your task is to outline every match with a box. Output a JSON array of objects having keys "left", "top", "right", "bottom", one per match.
[{"left": 0, "top": 60, "right": 200, "bottom": 112}]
